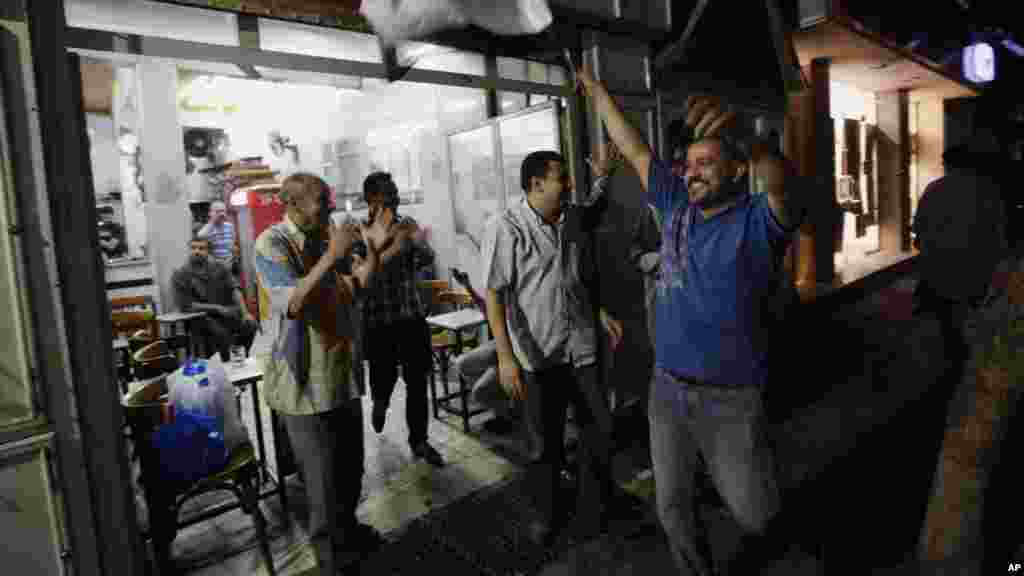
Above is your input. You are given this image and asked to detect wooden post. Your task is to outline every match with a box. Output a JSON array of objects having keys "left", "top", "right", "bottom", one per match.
[
  {"left": 785, "top": 58, "right": 835, "bottom": 294},
  {"left": 876, "top": 89, "right": 911, "bottom": 253}
]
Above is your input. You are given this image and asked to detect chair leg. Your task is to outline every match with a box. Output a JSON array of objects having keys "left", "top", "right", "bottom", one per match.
[
  {"left": 459, "top": 374, "right": 471, "bottom": 434},
  {"left": 428, "top": 354, "right": 439, "bottom": 420},
  {"left": 440, "top": 351, "right": 451, "bottom": 399},
  {"left": 239, "top": 468, "right": 275, "bottom": 575},
  {"left": 149, "top": 504, "right": 177, "bottom": 576}
]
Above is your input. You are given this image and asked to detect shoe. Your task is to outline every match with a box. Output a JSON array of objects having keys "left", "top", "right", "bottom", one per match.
[
  {"left": 371, "top": 404, "right": 386, "bottom": 434},
  {"left": 411, "top": 441, "right": 445, "bottom": 467},
  {"left": 482, "top": 415, "right": 518, "bottom": 435}
]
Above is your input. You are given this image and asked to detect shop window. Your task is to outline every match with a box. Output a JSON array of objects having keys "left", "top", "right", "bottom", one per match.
[
  {"left": 498, "top": 104, "right": 562, "bottom": 202},
  {"left": 497, "top": 58, "right": 565, "bottom": 115},
  {"left": 399, "top": 42, "right": 486, "bottom": 76},
  {"left": 259, "top": 18, "right": 382, "bottom": 63},
  {"left": 65, "top": 0, "right": 239, "bottom": 46},
  {"left": 437, "top": 85, "right": 487, "bottom": 132}
]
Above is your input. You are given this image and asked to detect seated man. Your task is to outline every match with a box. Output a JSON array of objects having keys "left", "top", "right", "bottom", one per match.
[
  {"left": 449, "top": 269, "right": 519, "bottom": 435},
  {"left": 172, "top": 234, "right": 259, "bottom": 361}
]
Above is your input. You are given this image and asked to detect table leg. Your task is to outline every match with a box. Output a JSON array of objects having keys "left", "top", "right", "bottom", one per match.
[
  {"left": 270, "top": 409, "right": 289, "bottom": 528},
  {"left": 250, "top": 379, "right": 268, "bottom": 486},
  {"left": 185, "top": 319, "right": 197, "bottom": 359},
  {"left": 429, "top": 358, "right": 439, "bottom": 420},
  {"left": 456, "top": 332, "right": 470, "bottom": 434}
]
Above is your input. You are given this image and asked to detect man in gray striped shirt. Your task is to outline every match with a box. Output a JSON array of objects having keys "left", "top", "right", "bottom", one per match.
[
  {"left": 200, "top": 201, "right": 236, "bottom": 273},
  {"left": 481, "top": 150, "right": 623, "bottom": 546}
]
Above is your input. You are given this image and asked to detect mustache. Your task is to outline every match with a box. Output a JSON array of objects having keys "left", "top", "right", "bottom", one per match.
[{"left": 687, "top": 178, "right": 709, "bottom": 189}]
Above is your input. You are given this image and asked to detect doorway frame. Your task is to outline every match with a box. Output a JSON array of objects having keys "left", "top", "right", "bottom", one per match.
[{"left": 53, "top": 4, "right": 596, "bottom": 574}]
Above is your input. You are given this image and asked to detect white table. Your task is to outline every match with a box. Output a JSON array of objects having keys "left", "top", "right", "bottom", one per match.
[
  {"left": 425, "top": 308, "right": 488, "bottom": 432},
  {"left": 157, "top": 311, "right": 207, "bottom": 357},
  {"left": 224, "top": 357, "right": 289, "bottom": 518},
  {"left": 425, "top": 308, "right": 486, "bottom": 333}
]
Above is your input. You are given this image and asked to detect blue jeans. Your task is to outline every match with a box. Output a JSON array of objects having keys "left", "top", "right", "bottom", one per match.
[{"left": 648, "top": 368, "right": 780, "bottom": 576}]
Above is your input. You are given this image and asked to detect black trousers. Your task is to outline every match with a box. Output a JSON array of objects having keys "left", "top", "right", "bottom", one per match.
[
  {"left": 194, "top": 314, "right": 257, "bottom": 362},
  {"left": 365, "top": 317, "right": 432, "bottom": 446},
  {"left": 915, "top": 281, "right": 974, "bottom": 385},
  {"left": 522, "top": 363, "right": 613, "bottom": 536},
  {"left": 280, "top": 399, "right": 365, "bottom": 572}
]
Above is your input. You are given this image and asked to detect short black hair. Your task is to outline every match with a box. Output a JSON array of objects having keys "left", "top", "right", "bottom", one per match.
[
  {"left": 363, "top": 171, "right": 399, "bottom": 206},
  {"left": 190, "top": 234, "right": 211, "bottom": 247},
  {"left": 666, "top": 117, "right": 748, "bottom": 163},
  {"left": 520, "top": 151, "right": 564, "bottom": 193}
]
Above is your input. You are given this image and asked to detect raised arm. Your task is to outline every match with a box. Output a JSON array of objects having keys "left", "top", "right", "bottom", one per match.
[{"left": 577, "top": 67, "right": 653, "bottom": 193}]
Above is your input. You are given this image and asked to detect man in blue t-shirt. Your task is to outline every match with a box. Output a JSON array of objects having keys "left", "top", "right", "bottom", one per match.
[{"left": 578, "top": 68, "right": 804, "bottom": 575}]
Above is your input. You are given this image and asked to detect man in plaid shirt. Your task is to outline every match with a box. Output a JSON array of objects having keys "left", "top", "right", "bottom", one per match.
[{"left": 356, "top": 172, "right": 445, "bottom": 467}]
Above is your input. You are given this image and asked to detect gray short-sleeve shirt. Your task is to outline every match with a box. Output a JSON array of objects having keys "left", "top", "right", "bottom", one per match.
[{"left": 481, "top": 196, "right": 599, "bottom": 372}]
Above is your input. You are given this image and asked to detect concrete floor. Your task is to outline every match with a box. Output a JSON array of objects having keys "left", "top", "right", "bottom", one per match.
[{"left": 134, "top": 283, "right": 1020, "bottom": 575}]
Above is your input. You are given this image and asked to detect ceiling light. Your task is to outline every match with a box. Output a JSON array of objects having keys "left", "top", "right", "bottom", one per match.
[{"left": 963, "top": 42, "right": 996, "bottom": 83}]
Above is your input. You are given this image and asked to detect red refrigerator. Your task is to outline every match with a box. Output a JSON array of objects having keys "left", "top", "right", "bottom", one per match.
[{"left": 231, "top": 183, "right": 285, "bottom": 321}]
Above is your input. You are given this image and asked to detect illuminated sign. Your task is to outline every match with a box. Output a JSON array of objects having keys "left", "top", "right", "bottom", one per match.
[{"left": 963, "top": 42, "right": 996, "bottom": 83}]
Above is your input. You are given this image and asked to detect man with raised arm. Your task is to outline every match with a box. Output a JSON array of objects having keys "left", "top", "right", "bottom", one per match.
[{"left": 577, "top": 67, "right": 805, "bottom": 575}]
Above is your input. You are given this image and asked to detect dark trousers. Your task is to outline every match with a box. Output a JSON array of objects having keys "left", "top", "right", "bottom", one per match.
[
  {"left": 195, "top": 315, "right": 257, "bottom": 362},
  {"left": 366, "top": 317, "right": 432, "bottom": 446},
  {"left": 280, "top": 399, "right": 365, "bottom": 573},
  {"left": 916, "top": 281, "right": 973, "bottom": 385},
  {"left": 522, "top": 363, "right": 613, "bottom": 536}
]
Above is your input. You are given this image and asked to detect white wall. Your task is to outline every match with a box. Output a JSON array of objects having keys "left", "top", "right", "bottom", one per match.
[
  {"left": 139, "top": 59, "right": 189, "bottom": 313},
  {"left": 326, "top": 76, "right": 489, "bottom": 284},
  {"left": 85, "top": 113, "right": 120, "bottom": 197},
  {"left": 65, "top": 0, "right": 238, "bottom": 45},
  {"left": 178, "top": 76, "right": 337, "bottom": 179}
]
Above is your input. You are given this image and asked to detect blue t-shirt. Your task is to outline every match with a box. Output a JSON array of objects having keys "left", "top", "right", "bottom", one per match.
[{"left": 649, "top": 159, "right": 792, "bottom": 388}]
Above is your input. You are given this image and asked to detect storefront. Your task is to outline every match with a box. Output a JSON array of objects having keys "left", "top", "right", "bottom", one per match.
[{"left": 2, "top": 1, "right": 678, "bottom": 574}]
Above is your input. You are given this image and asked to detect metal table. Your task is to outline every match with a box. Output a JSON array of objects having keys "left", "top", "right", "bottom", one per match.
[
  {"left": 226, "top": 358, "right": 288, "bottom": 523},
  {"left": 425, "top": 308, "right": 488, "bottom": 433}
]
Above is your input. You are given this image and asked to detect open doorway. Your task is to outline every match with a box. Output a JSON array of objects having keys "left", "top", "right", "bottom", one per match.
[
  {"left": 830, "top": 80, "right": 882, "bottom": 272},
  {"left": 74, "top": 19, "right": 573, "bottom": 570}
]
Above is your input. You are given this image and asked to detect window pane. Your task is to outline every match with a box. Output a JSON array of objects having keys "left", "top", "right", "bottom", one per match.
[
  {"left": 499, "top": 92, "right": 527, "bottom": 115},
  {"left": 526, "top": 61, "right": 548, "bottom": 84},
  {"left": 448, "top": 125, "right": 500, "bottom": 251},
  {"left": 499, "top": 106, "right": 561, "bottom": 203},
  {"left": 0, "top": 443, "right": 64, "bottom": 576},
  {"left": 437, "top": 85, "right": 487, "bottom": 132},
  {"left": 497, "top": 57, "right": 528, "bottom": 81},
  {"left": 65, "top": 0, "right": 239, "bottom": 46},
  {"left": 549, "top": 66, "right": 567, "bottom": 86},
  {"left": 400, "top": 43, "right": 486, "bottom": 76},
  {"left": 259, "top": 18, "right": 383, "bottom": 63},
  {"left": 0, "top": 125, "right": 37, "bottom": 428}
]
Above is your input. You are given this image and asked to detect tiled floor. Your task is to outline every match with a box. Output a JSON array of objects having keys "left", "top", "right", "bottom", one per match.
[{"left": 160, "top": 380, "right": 528, "bottom": 576}]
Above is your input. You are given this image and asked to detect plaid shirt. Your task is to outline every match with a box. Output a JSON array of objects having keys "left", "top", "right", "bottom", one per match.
[{"left": 358, "top": 215, "right": 435, "bottom": 329}]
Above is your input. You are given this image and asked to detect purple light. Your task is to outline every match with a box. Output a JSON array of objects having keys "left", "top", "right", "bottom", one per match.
[
  {"left": 1003, "top": 39, "right": 1024, "bottom": 57},
  {"left": 963, "top": 42, "right": 996, "bottom": 83}
]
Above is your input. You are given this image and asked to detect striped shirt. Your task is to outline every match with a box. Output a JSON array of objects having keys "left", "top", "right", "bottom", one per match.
[{"left": 202, "top": 221, "right": 235, "bottom": 265}]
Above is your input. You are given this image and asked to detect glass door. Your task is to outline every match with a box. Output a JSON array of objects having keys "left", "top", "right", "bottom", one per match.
[
  {"left": 0, "top": 23, "right": 71, "bottom": 576},
  {"left": 446, "top": 101, "right": 562, "bottom": 290}
]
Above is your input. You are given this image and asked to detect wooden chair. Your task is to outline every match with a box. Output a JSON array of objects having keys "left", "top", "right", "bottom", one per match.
[
  {"left": 132, "top": 341, "right": 179, "bottom": 381},
  {"left": 111, "top": 296, "right": 159, "bottom": 340},
  {"left": 122, "top": 378, "right": 274, "bottom": 576}
]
